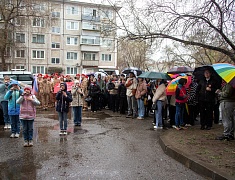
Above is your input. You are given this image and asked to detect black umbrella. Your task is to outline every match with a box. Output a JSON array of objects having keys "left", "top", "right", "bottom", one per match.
[
  {"left": 167, "top": 66, "right": 194, "bottom": 74},
  {"left": 122, "top": 67, "right": 143, "bottom": 76},
  {"left": 193, "top": 65, "right": 222, "bottom": 84}
]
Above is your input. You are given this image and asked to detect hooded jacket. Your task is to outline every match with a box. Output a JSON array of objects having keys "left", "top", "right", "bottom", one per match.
[
  {"left": 56, "top": 82, "right": 73, "bottom": 113},
  {"left": 4, "top": 80, "right": 23, "bottom": 115},
  {"left": 16, "top": 87, "right": 40, "bottom": 120}
]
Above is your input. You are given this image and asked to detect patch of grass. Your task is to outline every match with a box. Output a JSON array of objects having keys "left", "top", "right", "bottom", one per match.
[{"left": 210, "top": 155, "right": 222, "bottom": 160}]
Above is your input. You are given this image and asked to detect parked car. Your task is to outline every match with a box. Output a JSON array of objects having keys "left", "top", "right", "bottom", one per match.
[{"left": 0, "top": 70, "right": 34, "bottom": 86}]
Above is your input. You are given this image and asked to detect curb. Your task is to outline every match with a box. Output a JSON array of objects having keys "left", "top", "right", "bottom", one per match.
[{"left": 159, "top": 134, "right": 233, "bottom": 180}]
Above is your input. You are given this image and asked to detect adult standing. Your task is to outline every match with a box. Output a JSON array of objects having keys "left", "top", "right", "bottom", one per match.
[
  {"left": 88, "top": 76, "right": 101, "bottom": 112},
  {"left": 215, "top": 81, "right": 235, "bottom": 141},
  {"left": 125, "top": 70, "right": 138, "bottom": 118},
  {"left": 96, "top": 73, "right": 105, "bottom": 110},
  {"left": 196, "top": 69, "right": 220, "bottom": 130},
  {"left": 71, "top": 80, "right": 83, "bottom": 126},
  {"left": 152, "top": 80, "right": 167, "bottom": 129},
  {"left": 1, "top": 76, "right": 11, "bottom": 129},
  {"left": 81, "top": 74, "right": 89, "bottom": 111},
  {"left": 135, "top": 77, "right": 147, "bottom": 119}
]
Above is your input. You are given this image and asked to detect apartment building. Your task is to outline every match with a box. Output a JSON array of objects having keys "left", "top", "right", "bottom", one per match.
[{"left": 4, "top": 0, "right": 120, "bottom": 75}]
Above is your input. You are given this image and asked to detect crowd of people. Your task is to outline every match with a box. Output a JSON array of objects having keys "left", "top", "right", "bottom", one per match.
[{"left": 0, "top": 67, "right": 235, "bottom": 147}]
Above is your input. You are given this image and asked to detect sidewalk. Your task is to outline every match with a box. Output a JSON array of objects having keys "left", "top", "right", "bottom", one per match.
[{"left": 159, "top": 125, "right": 235, "bottom": 180}]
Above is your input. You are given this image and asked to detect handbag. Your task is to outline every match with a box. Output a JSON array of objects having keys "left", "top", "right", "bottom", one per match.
[
  {"left": 151, "top": 103, "right": 157, "bottom": 110},
  {"left": 85, "top": 97, "right": 92, "bottom": 103}
]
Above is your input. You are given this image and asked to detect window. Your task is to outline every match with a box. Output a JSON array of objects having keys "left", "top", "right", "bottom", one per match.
[
  {"left": 33, "top": 4, "right": 45, "bottom": 11},
  {"left": 67, "top": 52, "right": 78, "bottom": 60},
  {"left": 16, "top": 50, "right": 25, "bottom": 58},
  {"left": 4, "top": 47, "right": 11, "bottom": 56},
  {"left": 67, "top": 67, "right": 78, "bottom": 74},
  {"left": 82, "top": 22, "right": 99, "bottom": 30},
  {"left": 32, "top": 66, "right": 45, "bottom": 74},
  {"left": 102, "top": 54, "right": 112, "bottom": 61},
  {"left": 101, "top": 38, "right": 114, "bottom": 47},
  {"left": 83, "top": 52, "right": 96, "bottom": 61},
  {"left": 66, "top": 21, "right": 78, "bottom": 30},
  {"left": 67, "top": 6, "right": 78, "bottom": 15},
  {"left": 51, "top": 58, "right": 60, "bottom": 64},
  {"left": 15, "top": 17, "right": 25, "bottom": 26},
  {"left": 101, "top": 10, "right": 113, "bottom": 19},
  {"left": 51, "top": 42, "right": 60, "bottom": 48},
  {"left": 16, "top": 65, "right": 25, "bottom": 69},
  {"left": 67, "top": 37, "right": 78, "bottom": 45},
  {"left": 83, "top": 8, "right": 98, "bottom": 17},
  {"left": 81, "top": 36, "right": 100, "bottom": 45},
  {"left": 32, "top": 34, "right": 45, "bottom": 43},
  {"left": 32, "top": 18, "right": 44, "bottom": 27},
  {"left": 32, "top": 50, "right": 45, "bottom": 59},
  {"left": 52, "top": 27, "right": 60, "bottom": 33},
  {"left": 16, "top": 33, "right": 25, "bottom": 43},
  {"left": 52, "top": 12, "right": 60, "bottom": 18}
]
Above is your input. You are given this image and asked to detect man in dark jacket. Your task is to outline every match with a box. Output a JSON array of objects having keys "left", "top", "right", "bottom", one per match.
[
  {"left": 196, "top": 69, "right": 220, "bottom": 130},
  {"left": 56, "top": 82, "right": 73, "bottom": 135}
]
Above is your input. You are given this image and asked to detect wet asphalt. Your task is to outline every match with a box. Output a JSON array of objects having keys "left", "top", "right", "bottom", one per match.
[{"left": 0, "top": 109, "right": 205, "bottom": 180}]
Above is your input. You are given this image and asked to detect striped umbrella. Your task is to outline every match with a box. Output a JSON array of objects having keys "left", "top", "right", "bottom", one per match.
[
  {"left": 212, "top": 63, "right": 235, "bottom": 87},
  {"left": 166, "top": 75, "right": 192, "bottom": 95}
]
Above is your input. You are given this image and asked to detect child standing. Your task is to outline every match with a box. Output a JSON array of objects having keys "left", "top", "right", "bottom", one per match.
[
  {"left": 4, "top": 80, "right": 23, "bottom": 138},
  {"left": 56, "top": 82, "right": 73, "bottom": 135},
  {"left": 16, "top": 87, "right": 40, "bottom": 147}
]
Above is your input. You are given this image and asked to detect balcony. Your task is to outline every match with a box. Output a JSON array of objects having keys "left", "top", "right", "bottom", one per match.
[
  {"left": 81, "top": 45, "right": 100, "bottom": 52},
  {"left": 82, "top": 60, "right": 99, "bottom": 67},
  {"left": 82, "top": 14, "right": 100, "bottom": 22}
]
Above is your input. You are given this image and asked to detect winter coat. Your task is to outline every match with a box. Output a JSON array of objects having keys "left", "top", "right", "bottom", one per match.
[
  {"left": 152, "top": 83, "right": 166, "bottom": 103},
  {"left": 118, "top": 83, "right": 127, "bottom": 98},
  {"left": 109, "top": 81, "right": 119, "bottom": 95},
  {"left": 16, "top": 94, "right": 40, "bottom": 120},
  {"left": 135, "top": 81, "right": 147, "bottom": 99},
  {"left": 56, "top": 82, "right": 73, "bottom": 113},
  {"left": 196, "top": 77, "right": 220, "bottom": 102},
  {"left": 125, "top": 77, "right": 137, "bottom": 97},
  {"left": 175, "top": 84, "right": 187, "bottom": 104},
  {"left": 88, "top": 83, "right": 101, "bottom": 97},
  {"left": 187, "top": 81, "right": 198, "bottom": 106},
  {"left": 71, "top": 86, "right": 84, "bottom": 107},
  {"left": 4, "top": 80, "right": 23, "bottom": 115},
  {"left": 219, "top": 84, "right": 235, "bottom": 102}
]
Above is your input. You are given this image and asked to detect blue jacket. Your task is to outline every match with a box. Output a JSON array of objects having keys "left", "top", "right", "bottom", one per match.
[
  {"left": 4, "top": 80, "right": 23, "bottom": 115},
  {"left": 56, "top": 82, "right": 73, "bottom": 113}
]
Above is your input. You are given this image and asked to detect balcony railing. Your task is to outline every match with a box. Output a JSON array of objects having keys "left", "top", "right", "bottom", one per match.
[
  {"left": 82, "top": 60, "right": 99, "bottom": 67},
  {"left": 82, "top": 14, "right": 100, "bottom": 22}
]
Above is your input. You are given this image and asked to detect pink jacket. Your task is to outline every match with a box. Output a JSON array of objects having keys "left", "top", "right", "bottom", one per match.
[{"left": 16, "top": 94, "right": 40, "bottom": 120}]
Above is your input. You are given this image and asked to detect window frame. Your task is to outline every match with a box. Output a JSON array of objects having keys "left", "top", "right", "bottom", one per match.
[
  {"left": 66, "top": 21, "right": 78, "bottom": 30},
  {"left": 51, "top": 57, "right": 60, "bottom": 64},
  {"left": 16, "top": 50, "right": 25, "bottom": 58},
  {"left": 32, "top": 50, "right": 45, "bottom": 59},
  {"left": 32, "top": 34, "right": 45, "bottom": 44},
  {"left": 32, "top": 66, "right": 45, "bottom": 74},
  {"left": 67, "top": 37, "right": 78, "bottom": 45},
  {"left": 51, "top": 42, "right": 60, "bottom": 48},
  {"left": 16, "top": 33, "right": 25, "bottom": 43},
  {"left": 67, "top": 52, "right": 78, "bottom": 60},
  {"left": 101, "top": 54, "right": 112, "bottom": 61},
  {"left": 32, "top": 18, "right": 45, "bottom": 27}
]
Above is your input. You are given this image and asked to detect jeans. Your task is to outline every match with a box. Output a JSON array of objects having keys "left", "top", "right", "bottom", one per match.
[
  {"left": 220, "top": 101, "right": 235, "bottom": 137},
  {"left": 1, "top": 101, "right": 10, "bottom": 124},
  {"left": 58, "top": 112, "right": 68, "bottom": 130},
  {"left": 10, "top": 115, "right": 20, "bottom": 134},
  {"left": 73, "top": 106, "right": 82, "bottom": 125},
  {"left": 137, "top": 99, "right": 145, "bottom": 118},
  {"left": 21, "top": 119, "right": 34, "bottom": 141},
  {"left": 155, "top": 100, "right": 163, "bottom": 127},
  {"left": 175, "top": 103, "right": 185, "bottom": 127},
  {"left": 127, "top": 96, "right": 137, "bottom": 115}
]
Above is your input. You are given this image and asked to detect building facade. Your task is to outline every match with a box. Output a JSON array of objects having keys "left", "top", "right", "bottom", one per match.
[{"left": 3, "top": 0, "right": 119, "bottom": 75}]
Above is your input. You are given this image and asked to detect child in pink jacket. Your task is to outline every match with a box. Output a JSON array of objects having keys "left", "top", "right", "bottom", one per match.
[{"left": 16, "top": 87, "right": 40, "bottom": 147}]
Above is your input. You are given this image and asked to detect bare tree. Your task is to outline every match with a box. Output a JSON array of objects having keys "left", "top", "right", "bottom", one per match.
[
  {"left": 117, "top": 38, "right": 152, "bottom": 71},
  {"left": 113, "top": 0, "right": 235, "bottom": 63},
  {"left": 0, "top": 0, "right": 50, "bottom": 71}
]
